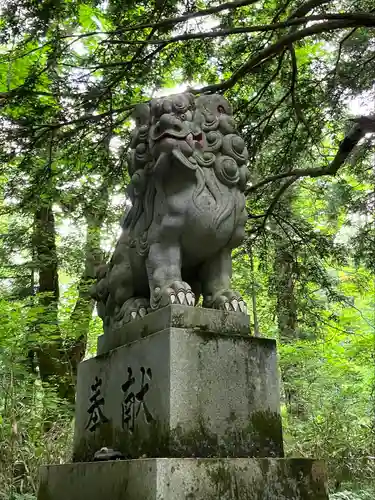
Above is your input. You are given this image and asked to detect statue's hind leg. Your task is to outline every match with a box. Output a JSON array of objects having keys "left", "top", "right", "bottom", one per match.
[
  {"left": 116, "top": 296, "right": 149, "bottom": 323},
  {"left": 106, "top": 232, "right": 150, "bottom": 327},
  {"left": 200, "top": 248, "right": 247, "bottom": 313}
]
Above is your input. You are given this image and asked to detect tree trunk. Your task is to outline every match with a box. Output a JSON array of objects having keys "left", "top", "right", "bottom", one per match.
[
  {"left": 248, "top": 244, "right": 261, "bottom": 337},
  {"left": 67, "top": 211, "right": 106, "bottom": 376},
  {"left": 275, "top": 245, "right": 298, "bottom": 344},
  {"left": 274, "top": 241, "right": 306, "bottom": 418},
  {"left": 32, "top": 204, "right": 73, "bottom": 405}
]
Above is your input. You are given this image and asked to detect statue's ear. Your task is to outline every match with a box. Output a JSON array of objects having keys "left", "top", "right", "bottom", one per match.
[
  {"left": 195, "top": 95, "right": 232, "bottom": 116},
  {"left": 213, "top": 95, "right": 232, "bottom": 116},
  {"left": 133, "top": 103, "right": 150, "bottom": 126}
]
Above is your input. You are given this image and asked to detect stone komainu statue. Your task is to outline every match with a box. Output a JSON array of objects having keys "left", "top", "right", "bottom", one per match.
[{"left": 91, "top": 93, "right": 250, "bottom": 330}]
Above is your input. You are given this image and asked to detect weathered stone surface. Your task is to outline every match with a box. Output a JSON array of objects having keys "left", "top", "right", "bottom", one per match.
[
  {"left": 74, "top": 328, "right": 283, "bottom": 462},
  {"left": 90, "top": 93, "right": 251, "bottom": 335},
  {"left": 38, "top": 458, "right": 329, "bottom": 500},
  {"left": 97, "top": 304, "right": 251, "bottom": 355}
]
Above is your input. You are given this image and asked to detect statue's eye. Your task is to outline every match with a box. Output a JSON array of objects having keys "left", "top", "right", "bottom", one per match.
[
  {"left": 180, "top": 113, "right": 186, "bottom": 120},
  {"left": 218, "top": 105, "right": 225, "bottom": 114}
]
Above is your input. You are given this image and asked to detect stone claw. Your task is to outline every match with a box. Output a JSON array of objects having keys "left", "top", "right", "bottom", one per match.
[
  {"left": 231, "top": 298, "right": 239, "bottom": 311},
  {"left": 186, "top": 292, "right": 195, "bottom": 306},
  {"left": 173, "top": 289, "right": 195, "bottom": 306},
  {"left": 205, "top": 290, "right": 247, "bottom": 315},
  {"left": 173, "top": 290, "right": 196, "bottom": 306},
  {"left": 116, "top": 297, "right": 150, "bottom": 326},
  {"left": 153, "top": 281, "right": 195, "bottom": 309},
  {"left": 238, "top": 300, "right": 247, "bottom": 314}
]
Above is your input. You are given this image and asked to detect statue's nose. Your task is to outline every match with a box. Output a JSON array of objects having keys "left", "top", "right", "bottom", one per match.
[{"left": 190, "top": 121, "right": 202, "bottom": 136}]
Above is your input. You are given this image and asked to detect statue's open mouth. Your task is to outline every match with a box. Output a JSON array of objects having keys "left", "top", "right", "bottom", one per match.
[
  {"left": 186, "top": 131, "right": 204, "bottom": 149},
  {"left": 151, "top": 128, "right": 188, "bottom": 142},
  {"left": 193, "top": 132, "right": 204, "bottom": 145},
  {"left": 153, "top": 129, "right": 204, "bottom": 146},
  {"left": 152, "top": 128, "right": 206, "bottom": 171}
]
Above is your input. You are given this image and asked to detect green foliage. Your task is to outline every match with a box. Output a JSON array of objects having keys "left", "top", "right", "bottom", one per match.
[
  {"left": 0, "top": 0, "right": 374, "bottom": 498},
  {"left": 0, "top": 298, "right": 73, "bottom": 498},
  {"left": 330, "top": 491, "right": 375, "bottom": 500},
  {"left": 280, "top": 329, "right": 373, "bottom": 480}
]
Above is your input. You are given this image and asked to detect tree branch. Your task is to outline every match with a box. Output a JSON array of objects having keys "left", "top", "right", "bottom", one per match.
[
  {"left": 13, "top": 0, "right": 260, "bottom": 51},
  {"left": 237, "top": 50, "right": 287, "bottom": 127},
  {"left": 291, "top": 0, "right": 333, "bottom": 19},
  {"left": 248, "top": 87, "right": 292, "bottom": 134},
  {"left": 96, "top": 4, "right": 169, "bottom": 99},
  {"left": 289, "top": 45, "right": 311, "bottom": 132},
  {"left": 195, "top": 16, "right": 375, "bottom": 94},
  {"left": 24, "top": 104, "right": 137, "bottom": 131},
  {"left": 104, "top": 13, "right": 375, "bottom": 47},
  {"left": 249, "top": 176, "right": 299, "bottom": 231},
  {"left": 97, "top": 0, "right": 261, "bottom": 35},
  {"left": 245, "top": 116, "right": 375, "bottom": 194},
  {"left": 332, "top": 27, "right": 358, "bottom": 81}
]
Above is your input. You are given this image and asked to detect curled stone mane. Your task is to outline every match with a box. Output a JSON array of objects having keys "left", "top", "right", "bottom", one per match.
[{"left": 91, "top": 92, "right": 250, "bottom": 332}]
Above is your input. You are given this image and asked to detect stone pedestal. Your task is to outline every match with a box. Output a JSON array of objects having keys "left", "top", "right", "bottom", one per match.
[
  {"left": 74, "top": 318, "right": 283, "bottom": 462},
  {"left": 39, "top": 458, "right": 328, "bottom": 500},
  {"left": 38, "top": 306, "right": 328, "bottom": 499},
  {"left": 97, "top": 304, "right": 251, "bottom": 355}
]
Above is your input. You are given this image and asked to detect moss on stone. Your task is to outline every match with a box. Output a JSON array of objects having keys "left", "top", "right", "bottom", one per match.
[
  {"left": 193, "top": 329, "right": 246, "bottom": 342},
  {"left": 73, "top": 419, "right": 116, "bottom": 462},
  {"left": 202, "top": 458, "right": 328, "bottom": 500},
  {"left": 37, "top": 477, "right": 53, "bottom": 500},
  {"left": 37, "top": 458, "right": 329, "bottom": 499},
  {"left": 95, "top": 350, "right": 113, "bottom": 361},
  {"left": 73, "top": 410, "right": 283, "bottom": 462},
  {"left": 246, "top": 410, "right": 284, "bottom": 457},
  {"left": 205, "top": 460, "right": 238, "bottom": 496},
  {"left": 171, "top": 311, "right": 185, "bottom": 328},
  {"left": 140, "top": 325, "right": 150, "bottom": 337},
  {"left": 73, "top": 419, "right": 170, "bottom": 462}
]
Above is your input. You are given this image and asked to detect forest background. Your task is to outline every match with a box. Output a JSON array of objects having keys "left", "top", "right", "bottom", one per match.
[{"left": 0, "top": 0, "right": 374, "bottom": 499}]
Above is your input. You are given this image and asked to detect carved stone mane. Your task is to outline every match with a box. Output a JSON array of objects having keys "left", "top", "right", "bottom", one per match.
[{"left": 91, "top": 93, "right": 250, "bottom": 332}]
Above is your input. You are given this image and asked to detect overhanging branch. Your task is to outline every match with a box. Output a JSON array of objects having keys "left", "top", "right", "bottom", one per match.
[
  {"left": 245, "top": 115, "right": 375, "bottom": 195},
  {"left": 14, "top": 0, "right": 261, "bottom": 51},
  {"left": 104, "top": 13, "right": 375, "bottom": 46},
  {"left": 196, "top": 16, "right": 375, "bottom": 94}
]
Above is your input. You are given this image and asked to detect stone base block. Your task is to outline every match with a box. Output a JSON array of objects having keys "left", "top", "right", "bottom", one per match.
[
  {"left": 38, "top": 458, "right": 328, "bottom": 500},
  {"left": 74, "top": 328, "right": 283, "bottom": 461},
  {"left": 98, "top": 305, "right": 251, "bottom": 355}
]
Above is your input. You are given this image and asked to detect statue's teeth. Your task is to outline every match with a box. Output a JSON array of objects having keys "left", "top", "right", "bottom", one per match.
[
  {"left": 139, "top": 307, "right": 146, "bottom": 317},
  {"left": 232, "top": 299, "right": 239, "bottom": 311},
  {"left": 177, "top": 291, "right": 185, "bottom": 304},
  {"left": 170, "top": 294, "right": 176, "bottom": 304},
  {"left": 224, "top": 302, "right": 230, "bottom": 311},
  {"left": 239, "top": 301, "right": 245, "bottom": 312},
  {"left": 131, "top": 311, "right": 137, "bottom": 319}
]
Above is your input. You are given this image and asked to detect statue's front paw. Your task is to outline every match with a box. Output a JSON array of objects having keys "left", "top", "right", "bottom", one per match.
[
  {"left": 204, "top": 290, "right": 247, "bottom": 314},
  {"left": 152, "top": 281, "right": 195, "bottom": 309}
]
